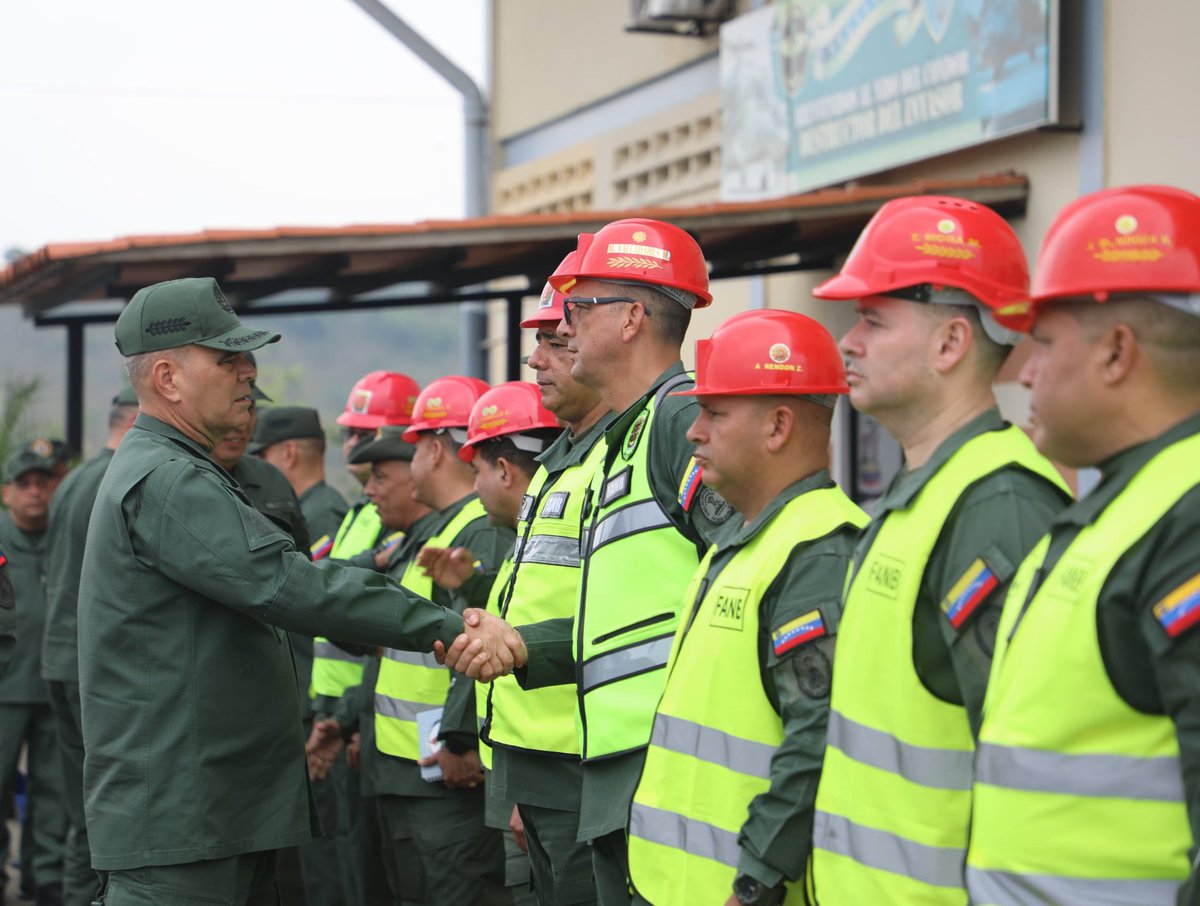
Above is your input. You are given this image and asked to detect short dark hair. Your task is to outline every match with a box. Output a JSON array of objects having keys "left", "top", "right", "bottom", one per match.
[
  {"left": 626, "top": 284, "right": 691, "bottom": 348},
  {"left": 473, "top": 429, "right": 560, "bottom": 477}
]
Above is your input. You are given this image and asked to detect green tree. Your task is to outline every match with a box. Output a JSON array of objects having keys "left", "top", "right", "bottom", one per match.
[{"left": 0, "top": 375, "right": 42, "bottom": 469}]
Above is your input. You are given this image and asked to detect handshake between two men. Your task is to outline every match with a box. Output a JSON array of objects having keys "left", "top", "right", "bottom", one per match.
[{"left": 433, "top": 608, "right": 528, "bottom": 681}]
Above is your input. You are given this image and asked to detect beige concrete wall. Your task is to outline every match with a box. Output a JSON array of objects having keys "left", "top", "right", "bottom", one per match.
[
  {"left": 1105, "top": 0, "right": 1200, "bottom": 193},
  {"left": 490, "top": 0, "right": 722, "bottom": 141}
]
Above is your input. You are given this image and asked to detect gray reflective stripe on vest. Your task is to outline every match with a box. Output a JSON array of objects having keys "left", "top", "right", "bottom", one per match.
[
  {"left": 313, "top": 641, "right": 366, "bottom": 665},
  {"left": 814, "top": 811, "right": 965, "bottom": 889},
  {"left": 590, "top": 500, "right": 672, "bottom": 553},
  {"left": 651, "top": 713, "right": 775, "bottom": 780},
  {"left": 374, "top": 692, "right": 426, "bottom": 722},
  {"left": 966, "top": 867, "right": 1180, "bottom": 906},
  {"left": 629, "top": 802, "right": 741, "bottom": 869},
  {"left": 382, "top": 648, "right": 441, "bottom": 669},
  {"left": 828, "top": 709, "right": 973, "bottom": 791},
  {"left": 581, "top": 635, "right": 673, "bottom": 692},
  {"left": 975, "top": 742, "right": 1185, "bottom": 803},
  {"left": 519, "top": 533, "right": 580, "bottom": 567}
]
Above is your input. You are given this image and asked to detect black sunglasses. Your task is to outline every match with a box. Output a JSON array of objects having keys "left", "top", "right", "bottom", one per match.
[
  {"left": 562, "top": 296, "right": 647, "bottom": 326},
  {"left": 339, "top": 427, "right": 375, "bottom": 444}
]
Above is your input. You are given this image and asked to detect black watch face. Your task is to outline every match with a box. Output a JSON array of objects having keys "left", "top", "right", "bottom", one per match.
[{"left": 733, "top": 875, "right": 765, "bottom": 903}]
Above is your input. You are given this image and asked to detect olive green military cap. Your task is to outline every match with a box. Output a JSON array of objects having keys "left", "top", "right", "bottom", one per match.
[
  {"left": 248, "top": 406, "right": 325, "bottom": 455},
  {"left": 348, "top": 425, "right": 417, "bottom": 465},
  {"left": 4, "top": 438, "right": 59, "bottom": 483},
  {"left": 112, "top": 382, "right": 139, "bottom": 406},
  {"left": 115, "top": 277, "right": 281, "bottom": 356}
]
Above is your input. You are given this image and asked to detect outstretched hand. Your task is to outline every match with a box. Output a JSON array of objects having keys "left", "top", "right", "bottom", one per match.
[
  {"left": 417, "top": 546, "right": 477, "bottom": 590},
  {"left": 433, "top": 608, "right": 527, "bottom": 681}
]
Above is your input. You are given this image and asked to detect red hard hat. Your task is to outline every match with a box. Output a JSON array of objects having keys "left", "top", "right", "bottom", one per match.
[
  {"left": 549, "top": 218, "right": 712, "bottom": 307},
  {"left": 335, "top": 371, "right": 420, "bottom": 429},
  {"left": 521, "top": 253, "right": 576, "bottom": 328},
  {"left": 994, "top": 184, "right": 1200, "bottom": 330},
  {"left": 813, "top": 195, "right": 1029, "bottom": 312},
  {"left": 458, "top": 381, "right": 561, "bottom": 462},
  {"left": 402, "top": 376, "right": 491, "bottom": 442},
  {"left": 674, "top": 309, "right": 848, "bottom": 397}
]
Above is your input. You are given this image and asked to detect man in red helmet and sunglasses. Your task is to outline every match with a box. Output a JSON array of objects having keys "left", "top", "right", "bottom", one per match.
[
  {"left": 807, "top": 196, "right": 1070, "bottom": 904},
  {"left": 966, "top": 185, "right": 1200, "bottom": 905}
]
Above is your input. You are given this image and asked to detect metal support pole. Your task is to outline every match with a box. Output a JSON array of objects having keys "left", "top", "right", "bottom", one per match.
[
  {"left": 505, "top": 294, "right": 524, "bottom": 381},
  {"left": 347, "top": 0, "right": 492, "bottom": 378},
  {"left": 65, "top": 322, "right": 85, "bottom": 456}
]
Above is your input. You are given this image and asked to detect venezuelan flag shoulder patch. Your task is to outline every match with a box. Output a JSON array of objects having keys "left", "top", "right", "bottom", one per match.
[
  {"left": 772, "top": 609, "right": 826, "bottom": 656},
  {"left": 0, "top": 548, "right": 7, "bottom": 568},
  {"left": 941, "top": 558, "right": 998, "bottom": 630},
  {"left": 310, "top": 535, "right": 333, "bottom": 560},
  {"left": 678, "top": 456, "right": 703, "bottom": 512},
  {"left": 1154, "top": 573, "right": 1200, "bottom": 639}
]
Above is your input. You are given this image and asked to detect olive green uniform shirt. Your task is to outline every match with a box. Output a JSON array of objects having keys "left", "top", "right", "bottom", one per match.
[
  {"left": 0, "top": 551, "right": 14, "bottom": 676},
  {"left": 853, "top": 408, "right": 1070, "bottom": 736},
  {"left": 230, "top": 455, "right": 314, "bottom": 714},
  {"left": 43, "top": 447, "right": 115, "bottom": 683},
  {"left": 519, "top": 363, "right": 737, "bottom": 840},
  {"left": 77, "top": 414, "right": 466, "bottom": 871},
  {"left": 0, "top": 514, "right": 48, "bottom": 704},
  {"left": 487, "top": 414, "right": 614, "bottom": 815},
  {"left": 1006, "top": 412, "right": 1200, "bottom": 902},
  {"left": 299, "top": 480, "right": 349, "bottom": 550}
]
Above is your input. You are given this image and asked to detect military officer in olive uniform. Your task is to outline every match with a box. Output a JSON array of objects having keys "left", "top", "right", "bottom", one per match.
[
  {"left": 807, "top": 197, "right": 1071, "bottom": 904},
  {"left": 42, "top": 388, "right": 139, "bottom": 905},
  {"left": 0, "top": 548, "right": 14, "bottom": 677},
  {"left": 78, "top": 277, "right": 521, "bottom": 905},
  {"left": 966, "top": 186, "right": 1200, "bottom": 904},
  {"left": 1, "top": 441, "right": 68, "bottom": 905}
]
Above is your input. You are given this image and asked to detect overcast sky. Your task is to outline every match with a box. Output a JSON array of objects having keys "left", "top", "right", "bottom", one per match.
[{"left": 0, "top": 0, "right": 486, "bottom": 254}]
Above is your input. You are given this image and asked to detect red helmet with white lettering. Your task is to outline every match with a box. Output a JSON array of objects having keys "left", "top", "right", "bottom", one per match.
[
  {"left": 994, "top": 184, "right": 1200, "bottom": 330},
  {"left": 335, "top": 371, "right": 420, "bottom": 429},
  {"left": 549, "top": 218, "right": 712, "bottom": 307},
  {"left": 458, "top": 382, "right": 561, "bottom": 462},
  {"left": 813, "top": 195, "right": 1029, "bottom": 312},
  {"left": 401, "top": 376, "right": 490, "bottom": 442},
  {"left": 673, "top": 309, "right": 848, "bottom": 397}
]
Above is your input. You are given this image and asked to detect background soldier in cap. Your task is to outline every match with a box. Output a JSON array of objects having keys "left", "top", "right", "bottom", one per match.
[
  {"left": 79, "top": 277, "right": 521, "bottom": 905},
  {"left": 627, "top": 310, "right": 868, "bottom": 906},
  {"left": 966, "top": 185, "right": 1200, "bottom": 904},
  {"left": 0, "top": 440, "right": 67, "bottom": 905},
  {"left": 807, "top": 197, "right": 1070, "bottom": 903},
  {"left": 42, "top": 387, "right": 138, "bottom": 905},
  {"left": 251, "top": 406, "right": 348, "bottom": 551}
]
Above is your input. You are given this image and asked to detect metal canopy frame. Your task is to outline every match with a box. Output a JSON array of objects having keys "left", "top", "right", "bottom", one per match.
[{"left": 0, "top": 174, "right": 1030, "bottom": 452}]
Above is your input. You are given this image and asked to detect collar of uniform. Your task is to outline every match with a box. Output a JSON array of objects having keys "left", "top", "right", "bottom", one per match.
[
  {"left": 133, "top": 412, "right": 219, "bottom": 462},
  {"left": 537, "top": 409, "right": 616, "bottom": 473},
  {"left": 432, "top": 492, "right": 478, "bottom": 534},
  {"left": 298, "top": 480, "right": 327, "bottom": 505},
  {"left": 712, "top": 470, "right": 837, "bottom": 554},
  {"left": 602, "top": 361, "right": 688, "bottom": 448},
  {"left": 1053, "top": 410, "right": 1200, "bottom": 529},
  {"left": 875, "top": 407, "right": 1008, "bottom": 513}
]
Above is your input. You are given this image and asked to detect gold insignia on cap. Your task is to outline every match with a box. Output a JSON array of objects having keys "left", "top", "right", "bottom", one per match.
[
  {"left": 1115, "top": 214, "right": 1138, "bottom": 236},
  {"left": 937, "top": 219, "right": 956, "bottom": 234},
  {"left": 632, "top": 230, "right": 647, "bottom": 242},
  {"left": 31, "top": 439, "right": 52, "bottom": 458},
  {"left": 769, "top": 343, "right": 791, "bottom": 364}
]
